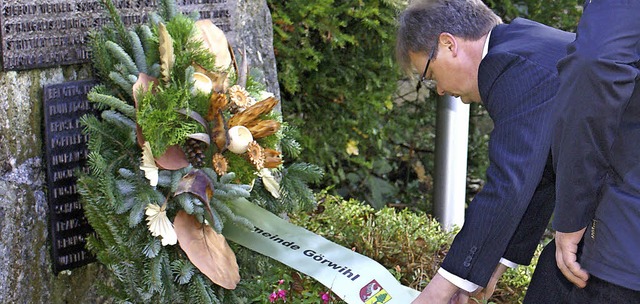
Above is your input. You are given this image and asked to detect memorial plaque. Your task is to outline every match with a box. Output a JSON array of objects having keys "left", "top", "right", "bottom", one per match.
[
  {"left": 1, "top": 0, "right": 236, "bottom": 70},
  {"left": 43, "top": 79, "right": 99, "bottom": 273}
]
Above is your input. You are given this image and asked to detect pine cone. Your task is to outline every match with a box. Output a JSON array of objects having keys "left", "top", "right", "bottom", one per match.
[{"left": 184, "top": 138, "right": 207, "bottom": 167}]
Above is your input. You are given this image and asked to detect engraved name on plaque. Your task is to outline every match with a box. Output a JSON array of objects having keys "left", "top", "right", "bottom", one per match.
[
  {"left": 43, "top": 80, "right": 99, "bottom": 273},
  {"left": 1, "top": 0, "right": 236, "bottom": 70}
]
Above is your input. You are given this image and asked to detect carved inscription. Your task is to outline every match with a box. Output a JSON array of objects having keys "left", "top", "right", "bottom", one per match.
[
  {"left": 1, "top": 0, "right": 236, "bottom": 70},
  {"left": 43, "top": 80, "right": 99, "bottom": 273}
]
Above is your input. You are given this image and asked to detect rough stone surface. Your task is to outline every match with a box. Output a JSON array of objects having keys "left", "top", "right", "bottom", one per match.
[
  {"left": 235, "top": 0, "right": 282, "bottom": 108},
  {"left": 0, "top": 0, "right": 278, "bottom": 302}
]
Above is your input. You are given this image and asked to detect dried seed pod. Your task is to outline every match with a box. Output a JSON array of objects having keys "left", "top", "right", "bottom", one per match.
[
  {"left": 247, "top": 120, "right": 281, "bottom": 139},
  {"left": 228, "top": 96, "right": 279, "bottom": 128}
]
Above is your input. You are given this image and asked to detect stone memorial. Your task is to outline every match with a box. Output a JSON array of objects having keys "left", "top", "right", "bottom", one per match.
[
  {"left": 43, "top": 80, "right": 98, "bottom": 273},
  {"left": 1, "top": 0, "right": 237, "bottom": 70}
]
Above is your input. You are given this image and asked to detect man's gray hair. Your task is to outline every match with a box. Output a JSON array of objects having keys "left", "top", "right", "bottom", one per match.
[{"left": 396, "top": 0, "right": 502, "bottom": 73}]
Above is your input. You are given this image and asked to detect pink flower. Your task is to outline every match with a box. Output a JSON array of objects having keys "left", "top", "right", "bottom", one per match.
[
  {"left": 320, "top": 291, "right": 331, "bottom": 303},
  {"left": 278, "top": 279, "right": 285, "bottom": 285},
  {"left": 269, "top": 292, "right": 278, "bottom": 303},
  {"left": 277, "top": 288, "right": 287, "bottom": 301}
]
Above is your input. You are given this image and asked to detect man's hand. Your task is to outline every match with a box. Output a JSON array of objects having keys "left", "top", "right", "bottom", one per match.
[
  {"left": 412, "top": 273, "right": 461, "bottom": 304},
  {"left": 555, "top": 228, "right": 589, "bottom": 288},
  {"left": 471, "top": 263, "right": 508, "bottom": 302}
]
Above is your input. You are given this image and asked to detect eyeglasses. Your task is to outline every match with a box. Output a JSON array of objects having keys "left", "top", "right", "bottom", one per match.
[{"left": 415, "top": 44, "right": 438, "bottom": 93}]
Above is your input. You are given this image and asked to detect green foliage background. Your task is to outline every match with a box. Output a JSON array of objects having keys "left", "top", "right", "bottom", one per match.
[{"left": 268, "top": 0, "right": 583, "bottom": 210}]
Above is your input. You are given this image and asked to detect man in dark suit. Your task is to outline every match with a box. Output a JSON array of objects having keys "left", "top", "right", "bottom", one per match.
[
  {"left": 395, "top": 0, "right": 575, "bottom": 302},
  {"left": 543, "top": 0, "right": 640, "bottom": 302}
]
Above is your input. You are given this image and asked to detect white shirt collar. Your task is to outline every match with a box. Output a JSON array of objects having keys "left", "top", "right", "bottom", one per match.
[{"left": 482, "top": 30, "right": 492, "bottom": 59}]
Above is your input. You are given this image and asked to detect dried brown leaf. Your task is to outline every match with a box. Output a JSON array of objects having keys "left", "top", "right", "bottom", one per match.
[
  {"left": 155, "top": 145, "right": 189, "bottom": 170},
  {"left": 174, "top": 169, "right": 216, "bottom": 222},
  {"left": 194, "top": 19, "right": 232, "bottom": 70},
  {"left": 132, "top": 73, "right": 159, "bottom": 109},
  {"left": 174, "top": 211, "right": 240, "bottom": 289},
  {"left": 158, "top": 23, "right": 174, "bottom": 84},
  {"left": 175, "top": 169, "right": 214, "bottom": 204}
]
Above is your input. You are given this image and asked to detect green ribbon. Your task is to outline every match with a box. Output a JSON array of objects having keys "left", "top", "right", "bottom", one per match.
[{"left": 223, "top": 198, "right": 420, "bottom": 304}]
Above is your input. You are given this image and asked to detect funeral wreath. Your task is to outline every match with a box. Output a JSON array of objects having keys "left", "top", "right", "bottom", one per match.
[{"left": 78, "top": 0, "right": 322, "bottom": 302}]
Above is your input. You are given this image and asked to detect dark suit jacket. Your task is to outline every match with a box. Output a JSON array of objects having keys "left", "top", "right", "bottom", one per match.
[
  {"left": 440, "top": 18, "right": 575, "bottom": 287},
  {"left": 552, "top": 0, "right": 640, "bottom": 291}
]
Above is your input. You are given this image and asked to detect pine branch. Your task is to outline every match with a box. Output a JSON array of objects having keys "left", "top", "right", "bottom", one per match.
[
  {"left": 211, "top": 198, "right": 253, "bottom": 231},
  {"left": 89, "top": 31, "right": 116, "bottom": 83},
  {"left": 170, "top": 260, "right": 195, "bottom": 285},
  {"left": 285, "top": 162, "right": 324, "bottom": 183},
  {"left": 129, "top": 30, "right": 148, "bottom": 73},
  {"left": 280, "top": 124, "right": 302, "bottom": 159},
  {"left": 109, "top": 71, "right": 134, "bottom": 99},
  {"left": 100, "top": 0, "right": 133, "bottom": 53},
  {"left": 139, "top": 25, "right": 155, "bottom": 57},
  {"left": 159, "top": 0, "right": 178, "bottom": 20},
  {"left": 88, "top": 91, "right": 136, "bottom": 118},
  {"left": 106, "top": 41, "right": 139, "bottom": 77}
]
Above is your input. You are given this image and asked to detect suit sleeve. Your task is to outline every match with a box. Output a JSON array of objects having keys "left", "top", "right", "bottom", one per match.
[
  {"left": 552, "top": 0, "right": 640, "bottom": 232},
  {"left": 441, "top": 53, "right": 559, "bottom": 286},
  {"left": 502, "top": 154, "right": 555, "bottom": 265}
]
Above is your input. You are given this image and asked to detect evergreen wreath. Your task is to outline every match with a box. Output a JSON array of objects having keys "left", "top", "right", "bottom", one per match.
[{"left": 78, "top": 0, "right": 323, "bottom": 302}]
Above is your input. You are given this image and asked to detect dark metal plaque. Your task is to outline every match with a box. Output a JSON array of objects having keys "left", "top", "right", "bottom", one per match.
[
  {"left": 43, "top": 80, "right": 99, "bottom": 273},
  {"left": 1, "top": 0, "right": 236, "bottom": 70}
]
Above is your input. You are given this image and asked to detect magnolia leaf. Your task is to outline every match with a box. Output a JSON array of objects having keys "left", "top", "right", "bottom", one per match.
[
  {"left": 158, "top": 22, "right": 174, "bottom": 84},
  {"left": 140, "top": 141, "right": 159, "bottom": 186},
  {"left": 194, "top": 19, "right": 232, "bottom": 70},
  {"left": 135, "top": 128, "right": 189, "bottom": 170},
  {"left": 175, "top": 169, "right": 215, "bottom": 203},
  {"left": 132, "top": 73, "right": 159, "bottom": 109},
  {"left": 155, "top": 145, "right": 190, "bottom": 170},
  {"left": 187, "top": 133, "right": 211, "bottom": 146},
  {"left": 177, "top": 108, "right": 210, "bottom": 135},
  {"left": 136, "top": 124, "right": 145, "bottom": 149},
  {"left": 174, "top": 210, "right": 240, "bottom": 289},
  {"left": 175, "top": 169, "right": 216, "bottom": 223}
]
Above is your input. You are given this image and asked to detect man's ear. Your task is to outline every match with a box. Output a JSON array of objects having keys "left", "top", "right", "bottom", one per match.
[{"left": 438, "top": 32, "right": 458, "bottom": 56}]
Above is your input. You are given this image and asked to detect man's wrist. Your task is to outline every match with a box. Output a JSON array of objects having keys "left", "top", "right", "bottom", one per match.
[{"left": 437, "top": 268, "right": 480, "bottom": 292}]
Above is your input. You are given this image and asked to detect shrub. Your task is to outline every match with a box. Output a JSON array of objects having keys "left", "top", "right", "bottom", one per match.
[{"left": 267, "top": 0, "right": 435, "bottom": 209}]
